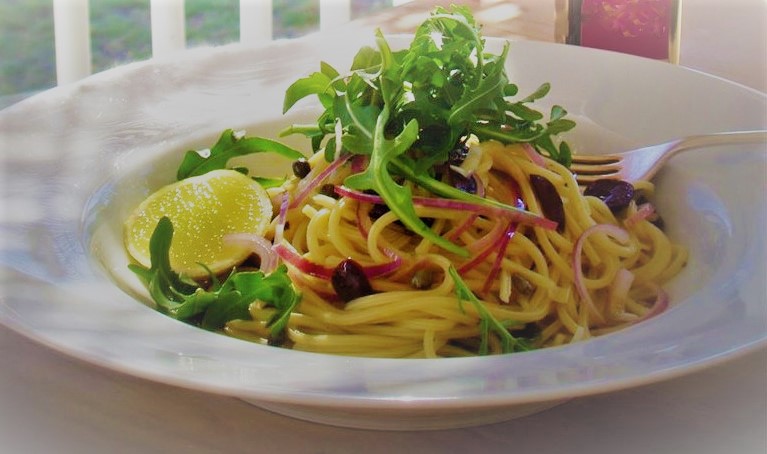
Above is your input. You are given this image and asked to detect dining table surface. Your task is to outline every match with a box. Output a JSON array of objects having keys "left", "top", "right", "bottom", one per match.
[{"left": 1, "top": 1, "right": 765, "bottom": 453}]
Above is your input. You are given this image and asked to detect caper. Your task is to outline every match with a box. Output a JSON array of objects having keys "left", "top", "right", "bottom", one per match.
[
  {"left": 511, "top": 274, "right": 535, "bottom": 296},
  {"left": 410, "top": 268, "right": 435, "bottom": 290}
]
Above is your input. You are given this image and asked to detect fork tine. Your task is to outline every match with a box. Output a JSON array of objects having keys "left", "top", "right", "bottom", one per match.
[
  {"left": 570, "top": 153, "right": 622, "bottom": 187},
  {"left": 576, "top": 174, "right": 620, "bottom": 186},
  {"left": 570, "top": 162, "right": 622, "bottom": 175},
  {"left": 569, "top": 154, "right": 621, "bottom": 164}
]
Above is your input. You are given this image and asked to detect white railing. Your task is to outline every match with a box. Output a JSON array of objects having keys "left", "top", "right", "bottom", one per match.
[{"left": 52, "top": 0, "right": 411, "bottom": 86}]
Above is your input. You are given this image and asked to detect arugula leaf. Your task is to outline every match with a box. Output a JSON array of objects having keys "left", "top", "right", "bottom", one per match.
[
  {"left": 447, "top": 266, "right": 531, "bottom": 355},
  {"left": 177, "top": 129, "right": 304, "bottom": 180},
  {"left": 283, "top": 67, "right": 337, "bottom": 114},
  {"left": 130, "top": 217, "right": 301, "bottom": 339},
  {"left": 278, "top": 6, "right": 575, "bottom": 254},
  {"left": 345, "top": 107, "right": 469, "bottom": 256}
]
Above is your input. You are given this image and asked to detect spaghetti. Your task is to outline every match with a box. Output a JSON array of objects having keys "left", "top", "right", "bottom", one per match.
[
  {"left": 223, "top": 141, "right": 687, "bottom": 357},
  {"left": 126, "top": 6, "right": 688, "bottom": 358}
]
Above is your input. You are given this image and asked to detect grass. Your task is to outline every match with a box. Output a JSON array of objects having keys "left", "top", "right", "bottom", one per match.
[{"left": 0, "top": 0, "right": 392, "bottom": 101}]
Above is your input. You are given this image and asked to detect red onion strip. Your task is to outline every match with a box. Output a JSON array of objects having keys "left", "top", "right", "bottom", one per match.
[
  {"left": 355, "top": 202, "right": 372, "bottom": 239},
  {"left": 608, "top": 268, "right": 635, "bottom": 318},
  {"left": 635, "top": 285, "right": 670, "bottom": 323},
  {"left": 334, "top": 185, "right": 556, "bottom": 230},
  {"left": 272, "top": 242, "right": 402, "bottom": 281},
  {"left": 223, "top": 233, "right": 278, "bottom": 274},
  {"left": 444, "top": 174, "right": 486, "bottom": 240},
  {"left": 457, "top": 221, "right": 506, "bottom": 274},
  {"left": 274, "top": 191, "right": 290, "bottom": 245},
  {"left": 446, "top": 213, "right": 479, "bottom": 241},
  {"left": 573, "top": 224, "right": 630, "bottom": 325},
  {"left": 522, "top": 143, "right": 547, "bottom": 168},
  {"left": 350, "top": 155, "right": 369, "bottom": 173},
  {"left": 289, "top": 154, "right": 351, "bottom": 209},
  {"left": 625, "top": 202, "right": 656, "bottom": 227},
  {"left": 273, "top": 243, "right": 333, "bottom": 279},
  {"left": 481, "top": 221, "right": 517, "bottom": 293}
]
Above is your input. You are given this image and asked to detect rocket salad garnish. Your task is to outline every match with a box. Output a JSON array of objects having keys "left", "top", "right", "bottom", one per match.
[{"left": 281, "top": 5, "right": 574, "bottom": 256}]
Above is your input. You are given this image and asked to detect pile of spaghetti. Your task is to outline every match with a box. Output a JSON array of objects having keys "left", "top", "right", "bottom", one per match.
[
  {"left": 127, "top": 6, "right": 687, "bottom": 358},
  {"left": 223, "top": 139, "right": 686, "bottom": 357}
]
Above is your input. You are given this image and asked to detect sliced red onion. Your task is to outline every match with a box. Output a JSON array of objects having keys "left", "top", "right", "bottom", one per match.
[
  {"left": 473, "top": 173, "right": 486, "bottom": 198},
  {"left": 625, "top": 202, "right": 656, "bottom": 227},
  {"left": 355, "top": 202, "right": 372, "bottom": 239},
  {"left": 350, "top": 155, "right": 369, "bottom": 173},
  {"left": 334, "top": 185, "right": 556, "bottom": 230},
  {"left": 635, "top": 285, "right": 670, "bottom": 323},
  {"left": 272, "top": 242, "right": 402, "bottom": 281},
  {"left": 573, "top": 224, "right": 630, "bottom": 325},
  {"left": 481, "top": 221, "right": 517, "bottom": 293},
  {"left": 274, "top": 191, "right": 290, "bottom": 245},
  {"left": 273, "top": 243, "right": 334, "bottom": 279},
  {"left": 359, "top": 251, "right": 403, "bottom": 278},
  {"left": 289, "top": 154, "right": 351, "bottom": 209},
  {"left": 457, "top": 221, "right": 506, "bottom": 274},
  {"left": 446, "top": 213, "right": 478, "bottom": 241},
  {"left": 522, "top": 143, "right": 547, "bottom": 168},
  {"left": 609, "top": 268, "right": 635, "bottom": 319},
  {"left": 224, "top": 233, "right": 278, "bottom": 274}
]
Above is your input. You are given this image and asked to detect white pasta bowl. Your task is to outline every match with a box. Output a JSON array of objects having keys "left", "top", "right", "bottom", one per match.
[{"left": 0, "top": 35, "right": 765, "bottom": 430}]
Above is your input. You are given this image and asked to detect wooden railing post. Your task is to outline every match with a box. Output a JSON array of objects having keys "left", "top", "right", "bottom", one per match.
[
  {"left": 240, "top": 0, "right": 273, "bottom": 44},
  {"left": 320, "top": 0, "right": 351, "bottom": 31},
  {"left": 150, "top": 0, "right": 186, "bottom": 58},
  {"left": 53, "top": 0, "right": 92, "bottom": 85},
  {"left": 50, "top": 0, "right": 411, "bottom": 85}
]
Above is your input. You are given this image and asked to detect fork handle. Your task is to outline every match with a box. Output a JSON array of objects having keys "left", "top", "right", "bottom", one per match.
[{"left": 675, "top": 130, "right": 767, "bottom": 152}]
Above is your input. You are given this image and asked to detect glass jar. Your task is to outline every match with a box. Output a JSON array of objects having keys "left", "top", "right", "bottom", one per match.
[{"left": 555, "top": 0, "right": 681, "bottom": 63}]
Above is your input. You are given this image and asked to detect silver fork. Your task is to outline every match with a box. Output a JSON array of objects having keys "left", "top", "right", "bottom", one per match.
[{"left": 570, "top": 130, "right": 767, "bottom": 186}]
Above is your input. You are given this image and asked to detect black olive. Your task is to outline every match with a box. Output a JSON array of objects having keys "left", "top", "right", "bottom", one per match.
[
  {"left": 368, "top": 203, "right": 389, "bottom": 220},
  {"left": 584, "top": 179, "right": 635, "bottom": 212},
  {"left": 291, "top": 158, "right": 311, "bottom": 178},
  {"left": 319, "top": 183, "right": 339, "bottom": 199},
  {"left": 331, "top": 259, "right": 374, "bottom": 303},
  {"left": 448, "top": 169, "right": 477, "bottom": 194},
  {"left": 530, "top": 175, "right": 565, "bottom": 232},
  {"left": 448, "top": 142, "right": 470, "bottom": 166}
]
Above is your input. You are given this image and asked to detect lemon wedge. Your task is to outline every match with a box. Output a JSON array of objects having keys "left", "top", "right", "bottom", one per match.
[{"left": 124, "top": 169, "right": 273, "bottom": 278}]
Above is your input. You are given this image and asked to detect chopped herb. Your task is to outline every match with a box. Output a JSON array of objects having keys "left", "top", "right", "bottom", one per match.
[
  {"left": 448, "top": 266, "right": 531, "bottom": 354},
  {"left": 129, "top": 216, "right": 301, "bottom": 339}
]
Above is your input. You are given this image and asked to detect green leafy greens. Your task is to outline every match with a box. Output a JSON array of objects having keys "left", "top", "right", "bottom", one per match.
[
  {"left": 129, "top": 217, "right": 300, "bottom": 340},
  {"left": 177, "top": 128, "right": 304, "bottom": 181},
  {"left": 448, "top": 266, "right": 531, "bottom": 355},
  {"left": 281, "top": 5, "right": 574, "bottom": 255}
]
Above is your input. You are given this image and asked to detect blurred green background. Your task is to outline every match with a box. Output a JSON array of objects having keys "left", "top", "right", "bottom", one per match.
[{"left": 0, "top": 0, "right": 392, "bottom": 106}]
